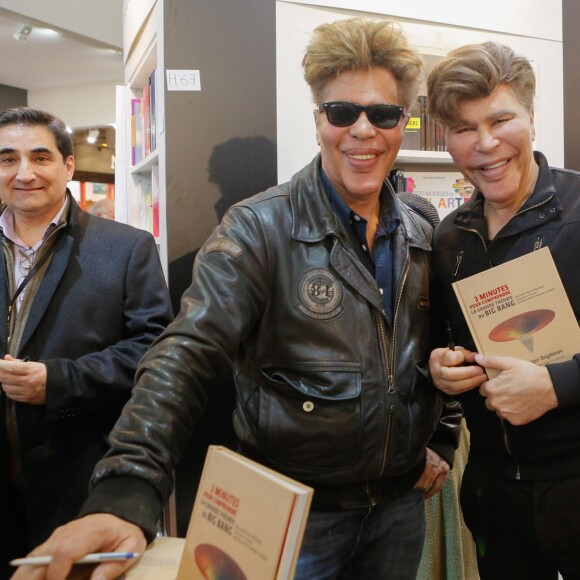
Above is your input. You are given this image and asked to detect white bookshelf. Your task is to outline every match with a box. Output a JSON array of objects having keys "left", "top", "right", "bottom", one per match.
[
  {"left": 117, "top": 0, "right": 168, "bottom": 279},
  {"left": 118, "top": 0, "right": 175, "bottom": 535}
]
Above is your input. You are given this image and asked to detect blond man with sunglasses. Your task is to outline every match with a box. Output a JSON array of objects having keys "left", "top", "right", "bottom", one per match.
[{"left": 13, "top": 18, "right": 461, "bottom": 580}]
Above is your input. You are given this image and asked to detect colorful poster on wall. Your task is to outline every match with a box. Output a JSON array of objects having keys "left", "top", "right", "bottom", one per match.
[{"left": 405, "top": 172, "right": 474, "bottom": 220}]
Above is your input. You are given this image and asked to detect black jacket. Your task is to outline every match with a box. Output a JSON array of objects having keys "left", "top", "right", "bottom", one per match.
[
  {"left": 0, "top": 194, "right": 173, "bottom": 545},
  {"left": 433, "top": 151, "right": 580, "bottom": 481},
  {"left": 83, "top": 156, "right": 461, "bottom": 540}
]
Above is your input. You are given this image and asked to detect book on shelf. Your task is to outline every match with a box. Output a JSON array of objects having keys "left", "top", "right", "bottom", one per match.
[
  {"left": 143, "top": 82, "right": 151, "bottom": 156},
  {"left": 176, "top": 445, "right": 313, "bottom": 580},
  {"left": 149, "top": 69, "right": 157, "bottom": 153},
  {"left": 131, "top": 98, "right": 144, "bottom": 166},
  {"left": 152, "top": 195, "right": 159, "bottom": 238},
  {"left": 152, "top": 164, "right": 160, "bottom": 238},
  {"left": 399, "top": 94, "right": 451, "bottom": 152},
  {"left": 435, "top": 122, "right": 447, "bottom": 152},
  {"left": 138, "top": 174, "right": 153, "bottom": 234},
  {"left": 131, "top": 70, "right": 158, "bottom": 166},
  {"left": 452, "top": 247, "right": 580, "bottom": 379},
  {"left": 418, "top": 95, "right": 427, "bottom": 151},
  {"left": 401, "top": 96, "right": 422, "bottom": 151}
]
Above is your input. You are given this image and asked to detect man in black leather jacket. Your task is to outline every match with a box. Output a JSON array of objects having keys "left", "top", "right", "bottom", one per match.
[
  {"left": 15, "top": 18, "right": 461, "bottom": 580},
  {"left": 428, "top": 42, "right": 580, "bottom": 579}
]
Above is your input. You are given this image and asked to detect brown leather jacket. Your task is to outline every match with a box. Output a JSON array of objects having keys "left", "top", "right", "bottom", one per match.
[{"left": 83, "top": 156, "right": 462, "bottom": 540}]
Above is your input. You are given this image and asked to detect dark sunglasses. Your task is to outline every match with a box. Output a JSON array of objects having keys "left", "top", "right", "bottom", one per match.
[{"left": 318, "top": 101, "right": 407, "bottom": 129}]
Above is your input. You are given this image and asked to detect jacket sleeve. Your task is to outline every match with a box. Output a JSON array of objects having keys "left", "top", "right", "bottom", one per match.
[
  {"left": 426, "top": 241, "right": 464, "bottom": 467},
  {"left": 426, "top": 395, "right": 463, "bottom": 468},
  {"left": 547, "top": 355, "right": 580, "bottom": 407},
  {"left": 42, "top": 233, "right": 173, "bottom": 419},
  {"left": 83, "top": 205, "right": 271, "bottom": 532}
]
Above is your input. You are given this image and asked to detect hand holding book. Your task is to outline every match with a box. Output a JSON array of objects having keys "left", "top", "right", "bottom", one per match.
[
  {"left": 451, "top": 248, "right": 580, "bottom": 379},
  {"left": 475, "top": 353, "right": 559, "bottom": 425}
]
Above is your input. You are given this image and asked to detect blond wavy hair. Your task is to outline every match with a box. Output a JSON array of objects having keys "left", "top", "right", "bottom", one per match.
[
  {"left": 427, "top": 41, "right": 536, "bottom": 126},
  {"left": 302, "top": 17, "right": 424, "bottom": 109}
]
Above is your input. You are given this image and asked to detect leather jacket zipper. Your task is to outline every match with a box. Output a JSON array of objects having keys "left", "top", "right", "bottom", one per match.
[
  {"left": 376, "top": 315, "right": 396, "bottom": 481},
  {"left": 389, "top": 256, "right": 409, "bottom": 387},
  {"left": 376, "top": 248, "right": 410, "bottom": 478}
]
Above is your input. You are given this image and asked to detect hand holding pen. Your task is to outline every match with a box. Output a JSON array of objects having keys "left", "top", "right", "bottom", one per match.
[
  {"left": 427, "top": 320, "right": 486, "bottom": 396},
  {"left": 445, "top": 320, "right": 455, "bottom": 351},
  {"left": 9, "top": 513, "right": 147, "bottom": 580}
]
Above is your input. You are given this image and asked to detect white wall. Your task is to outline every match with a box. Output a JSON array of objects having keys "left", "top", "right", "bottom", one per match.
[
  {"left": 0, "top": 0, "right": 123, "bottom": 129},
  {"left": 276, "top": 1, "right": 564, "bottom": 182},
  {"left": 28, "top": 82, "right": 118, "bottom": 129},
  {"left": 0, "top": 0, "right": 122, "bottom": 46},
  {"left": 283, "top": 0, "right": 562, "bottom": 42}
]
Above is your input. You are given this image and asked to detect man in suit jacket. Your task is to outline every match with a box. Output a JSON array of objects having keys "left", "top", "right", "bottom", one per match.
[{"left": 0, "top": 107, "right": 173, "bottom": 575}]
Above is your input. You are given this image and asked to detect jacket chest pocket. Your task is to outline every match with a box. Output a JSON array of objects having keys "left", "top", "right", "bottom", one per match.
[{"left": 257, "top": 361, "right": 362, "bottom": 471}]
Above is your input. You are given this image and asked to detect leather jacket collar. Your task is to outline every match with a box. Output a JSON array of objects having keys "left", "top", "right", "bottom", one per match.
[{"left": 290, "top": 154, "right": 431, "bottom": 252}]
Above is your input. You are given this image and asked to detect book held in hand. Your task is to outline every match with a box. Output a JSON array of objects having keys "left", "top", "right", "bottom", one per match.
[
  {"left": 452, "top": 247, "right": 580, "bottom": 378},
  {"left": 176, "top": 446, "right": 313, "bottom": 580}
]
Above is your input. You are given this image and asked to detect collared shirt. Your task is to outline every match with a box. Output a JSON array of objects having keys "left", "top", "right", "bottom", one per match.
[
  {"left": 322, "top": 170, "right": 401, "bottom": 320},
  {"left": 0, "top": 197, "right": 68, "bottom": 310}
]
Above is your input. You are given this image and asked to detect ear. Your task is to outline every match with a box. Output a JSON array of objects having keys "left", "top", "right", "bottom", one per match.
[
  {"left": 65, "top": 155, "right": 75, "bottom": 181},
  {"left": 530, "top": 107, "right": 536, "bottom": 142}
]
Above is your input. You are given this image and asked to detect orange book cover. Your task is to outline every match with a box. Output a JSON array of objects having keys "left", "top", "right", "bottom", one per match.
[
  {"left": 452, "top": 247, "right": 580, "bottom": 378},
  {"left": 176, "top": 446, "right": 313, "bottom": 580}
]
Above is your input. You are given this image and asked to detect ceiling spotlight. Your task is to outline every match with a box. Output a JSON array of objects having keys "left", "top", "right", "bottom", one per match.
[
  {"left": 87, "top": 129, "right": 100, "bottom": 144},
  {"left": 13, "top": 22, "right": 33, "bottom": 43}
]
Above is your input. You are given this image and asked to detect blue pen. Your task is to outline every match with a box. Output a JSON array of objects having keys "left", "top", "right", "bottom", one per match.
[{"left": 10, "top": 552, "right": 140, "bottom": 566}]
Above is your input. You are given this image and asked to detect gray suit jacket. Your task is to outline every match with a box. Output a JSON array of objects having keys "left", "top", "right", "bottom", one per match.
[{"left": 0, "top": 192, "right": 173, "bottom": 545}]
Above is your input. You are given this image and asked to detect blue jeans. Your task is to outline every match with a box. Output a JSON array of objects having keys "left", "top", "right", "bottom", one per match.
[{"left": 294, "top": 488, "right": 425, "bottom": 579}]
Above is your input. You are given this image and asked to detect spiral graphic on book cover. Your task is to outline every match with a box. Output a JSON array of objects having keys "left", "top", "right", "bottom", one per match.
[
  {"left": 488, "top": 309, "right": 555, "bottom": 352},
  {"left": 194, "top": 543, "right": 247, "bottom": 580}
]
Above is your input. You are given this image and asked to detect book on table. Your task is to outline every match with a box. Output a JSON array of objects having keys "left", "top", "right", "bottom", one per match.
[
  {"left": 452, "top": 246, "right": 580, "bottom": 378},
  {"left": 175, "top": 445, "right": 313, "bottom": 580}
]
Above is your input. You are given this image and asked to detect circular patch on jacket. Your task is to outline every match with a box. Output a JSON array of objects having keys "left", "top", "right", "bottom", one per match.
[{"left": 297, "top": 268, "right": 344, "bottom": 320}]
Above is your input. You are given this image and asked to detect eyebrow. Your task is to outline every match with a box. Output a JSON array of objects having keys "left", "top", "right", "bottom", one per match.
[
  {"left": 451, "top": 108, "right": 516, "bottom": 128},
  {"left": 0, "top": 147, "right": 53, "bottom": 155},
  {"left": 487, "top": 109, "right": 516, "bottom": 120}
]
